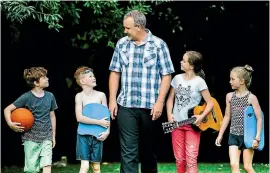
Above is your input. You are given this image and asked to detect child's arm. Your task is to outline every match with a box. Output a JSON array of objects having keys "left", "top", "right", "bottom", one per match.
[
  {"left": 250, "top": 94, "right": 263, "bottom": 143},
  {"left": 97, "top": 93, "right": 110, "bottom": 141},
  {"left": 166, "top": 87, "right": 175, "bottom": 122},
  {"left": 194, "top": 89, "right": 214, "bottom": 125},
  {"left": 215, "top": 93, "right": 232, "bottom": 146},
  {"left": 50, "top": 111, "right": 56, "bottom": 148},
  {"left": 75, "top": 93, "right": 109, "bottom": 128},
  {"left": 4, "top": 104, "right": 25, "bottom": 132},
  {"left": 101, "top": 92, "right": 110, "bottom": 134}
]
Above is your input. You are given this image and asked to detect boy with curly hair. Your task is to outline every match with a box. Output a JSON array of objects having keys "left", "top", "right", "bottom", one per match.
[{"left": 4, "top": 67, "right": 58, "bottom": 173}]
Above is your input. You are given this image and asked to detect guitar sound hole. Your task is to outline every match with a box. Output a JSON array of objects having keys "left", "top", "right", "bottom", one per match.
[
  {"left": 211, "top": 109, "right": 217, "bottom": 123},
  {"left": 202, "top": 117, "right": 208, "bottom": 123},
  {"left": 199, "top": 111, "right": 209, "bottom": 123},
  {"left": 248, "top": 113, "right": 252, "bottom": 117}
]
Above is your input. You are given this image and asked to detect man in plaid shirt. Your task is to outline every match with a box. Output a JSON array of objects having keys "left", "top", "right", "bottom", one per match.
[{"left": 109, "top": 10, "right": 175, "bottom": 173}]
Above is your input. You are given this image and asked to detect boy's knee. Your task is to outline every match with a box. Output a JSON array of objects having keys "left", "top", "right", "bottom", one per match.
[
  {"left": 91, "top": 163, "right": 100, "bottom": 173},
  {"left": 42, "top": 165, "right": 51, "bottom": 173},
  {"left": 243, "top": 164, "right": 253, "bottom": 172},
  {"left": 81, "top": 161, "right": 90, "bottom": 172},
  {"left": 230, "top": 162, "right": 240, "bottom": 169},
  {"left": 24, "top": 165, "right": 40, "bottom": 173}
]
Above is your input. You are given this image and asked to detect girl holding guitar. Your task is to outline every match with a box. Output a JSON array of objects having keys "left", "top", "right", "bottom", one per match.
[
  {"left": 215, "top": 65, "right": 263, "bottom": 173},
  {"left": 166, "top": 51, "right": 214, "bottom": 173}
]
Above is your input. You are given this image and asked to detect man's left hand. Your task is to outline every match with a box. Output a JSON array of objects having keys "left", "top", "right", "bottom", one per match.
[{"left": 151, "top": 101, "right": 163, "bottom": 120}]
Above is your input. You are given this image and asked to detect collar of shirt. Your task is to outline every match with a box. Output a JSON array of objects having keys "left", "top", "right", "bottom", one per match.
[{"left": 126, "top": 29, "right": 155, "bottom": 46}]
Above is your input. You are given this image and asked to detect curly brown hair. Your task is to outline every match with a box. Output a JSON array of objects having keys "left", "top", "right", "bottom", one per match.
[
  {"left": 23, "top": 67, "right": 47, "bottom": 87},
  {"left": 74, "top": 66, "right": 93, "bottom": 86}
]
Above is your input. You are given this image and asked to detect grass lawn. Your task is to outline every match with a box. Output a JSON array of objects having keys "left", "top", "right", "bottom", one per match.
[{"left": 2, "top": 162, "right": 269, "bottom": 173}]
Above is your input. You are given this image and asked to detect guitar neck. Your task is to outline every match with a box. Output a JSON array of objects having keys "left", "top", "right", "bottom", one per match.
[{"left": 176, "top": 117, "right": 197, "bottom": 127}]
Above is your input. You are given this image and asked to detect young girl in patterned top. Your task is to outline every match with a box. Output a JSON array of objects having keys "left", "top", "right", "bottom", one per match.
[
  {"left": 166, "top": 51, "right": 214, "bottom": 173},
  {"left": 215, "top": 65, "right": 263, "bottom": 173}
]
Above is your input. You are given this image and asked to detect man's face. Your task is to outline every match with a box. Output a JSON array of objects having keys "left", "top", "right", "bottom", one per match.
[{"left": 123, "top": 17, "right": 138, "bottom": 40}]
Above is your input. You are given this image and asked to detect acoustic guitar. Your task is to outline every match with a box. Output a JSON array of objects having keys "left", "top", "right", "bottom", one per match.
[{"left": 162, "top": 97, "right": 223, "bottom": 133}]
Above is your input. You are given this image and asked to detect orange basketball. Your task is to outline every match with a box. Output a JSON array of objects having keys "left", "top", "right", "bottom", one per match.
[{"left": 11, "top": 108, "right": 34, "bottom": 131}]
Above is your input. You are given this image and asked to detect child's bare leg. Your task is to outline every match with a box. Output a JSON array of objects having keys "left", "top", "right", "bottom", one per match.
[
  {"left": 243, "top": 149, "right": 256, "bottom": 173},
  {"left": 229, "top": 146, "right": 241, "bottom": 173},
  {"left": 42, "top": 165, "right": 51, "bottom": 173},
  {"left": 79, "top": 160, "right": 90, "bottom": 173},
  {"left": 91, "top": 162, "right": 101, "bottom": 173}
]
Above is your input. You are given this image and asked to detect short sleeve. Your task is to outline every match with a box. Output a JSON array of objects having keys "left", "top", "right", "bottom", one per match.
[
  {"left": 171, "top": 75, "right": 181, "bottom": 89},
  {"left": 198, "top": 79, "right": 208, "bottom": 91},
  {"left": 13, "top": 92, "right": 28, "bottom": 108},
  {"left": 50, "top": 93, "right": 58, "bottom": 111},
  {"left": 109, "top": 41, "right": 122, "bottom": 72},
  {"left": 158, "top": 42, "right": 175, "bottom": 75}
]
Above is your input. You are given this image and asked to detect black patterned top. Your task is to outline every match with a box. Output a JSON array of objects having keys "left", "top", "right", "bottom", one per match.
[
  {"left": 13, "top": 91, "right": 58, "bottom": 143},
  {"left": 229, "top": 91, "right": 250, "bottom": 135}
]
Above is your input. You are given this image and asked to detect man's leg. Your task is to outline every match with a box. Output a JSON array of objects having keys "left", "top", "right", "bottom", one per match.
[
  {"left": 117, "top": 105, "right": 139, "bottom": 173},
  {"left": 139, "top": 108, "right": 157, "bottom": 173}
]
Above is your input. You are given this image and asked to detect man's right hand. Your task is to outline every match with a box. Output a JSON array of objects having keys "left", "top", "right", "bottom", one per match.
[{"left": 109, "top": 101, "right": 118, "bottom": 120}]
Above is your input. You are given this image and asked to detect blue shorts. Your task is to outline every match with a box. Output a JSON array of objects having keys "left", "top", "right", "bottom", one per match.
[
  {"left": 228, "top": 133, "right": 247, "bottom": 150},
  {"left": 76, "top": 134, "right": 103, "bottom": 162}
]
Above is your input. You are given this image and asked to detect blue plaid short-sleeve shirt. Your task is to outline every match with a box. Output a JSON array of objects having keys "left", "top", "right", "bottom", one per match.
[{"left": 109, "top": 29, "right": 175, "bottom": 109}]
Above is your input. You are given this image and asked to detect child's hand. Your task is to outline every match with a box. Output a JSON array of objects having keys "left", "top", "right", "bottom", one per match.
[
  {"left": 252, "top": 140, "right": 259, "bottom": 149},
  {"left": 193, "top": 115, "right": 204, "bottom": 126},
  {"left": 215, "top": 135, "right": 222, "bottom": 147},
  {"left": 167, "top": 114, "right": 175, "bottom": 122},
  {"left": 8, "top": 122, "right": 24, "bottom": 133},
  {"left": 97, "top": 131, "right": 110, "bottom": 141},
  {"left": 99, "top": 117, "right": 110, "bottom": 128},
  {"left": 52, "top": 138, "right": 56, "bottom": 148}
]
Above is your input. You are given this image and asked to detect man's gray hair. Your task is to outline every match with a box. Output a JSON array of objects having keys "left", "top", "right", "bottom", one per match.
[{"left": 124, "top": 10, "right": 146, "bottom": 28}]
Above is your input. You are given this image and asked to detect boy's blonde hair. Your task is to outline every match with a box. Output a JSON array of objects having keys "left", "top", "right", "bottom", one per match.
[
  {"left": 74, "top": 66, "right": 93, "bottom": 86},
  {"left": 23, "top": 67, "right": 47, "bottom": 87},
  {"left": 231, "top": 64, "right": 254, "bottom": 88}
]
